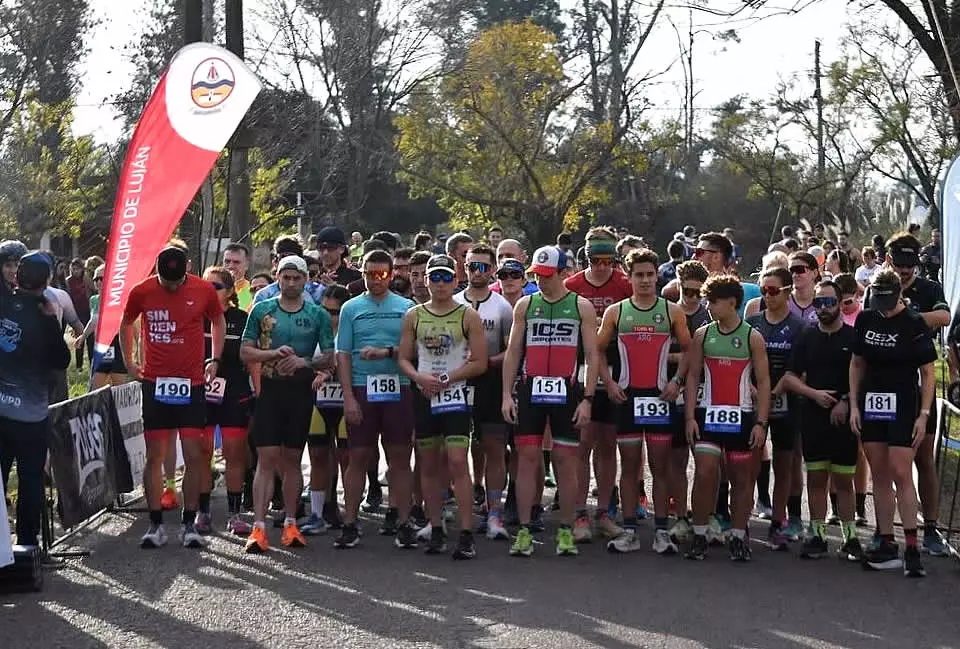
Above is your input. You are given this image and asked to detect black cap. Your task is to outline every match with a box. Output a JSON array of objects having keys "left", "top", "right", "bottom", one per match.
[
  {"left": 426, "top": 254, "right": 457, "bottom": 274},
  {"left": 157, "top": 246, "right": 187, "bottom": 282},
  {"left": 17, "top": 251, "right": 51, "bottom": 290},
  {"left": 871, "top": 272, "right": 900, "bottom": 295},
  {"left": 317, "top": 226, "right": 347, "bottom": 247},
  {"left": 889, "top": 244, "right": 920, "bottom": 267}
]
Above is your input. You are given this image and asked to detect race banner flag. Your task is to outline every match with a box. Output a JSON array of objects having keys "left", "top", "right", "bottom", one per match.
[
  {"left": 941, "top": 152, "right": 960, "bottom": 317},
  {"left": 94, "top": 43, "right": 261, "bottom": 365}
]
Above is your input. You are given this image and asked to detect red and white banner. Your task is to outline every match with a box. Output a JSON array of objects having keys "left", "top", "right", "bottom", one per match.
[{"left": 94, "top": 43, "right": 261, "bottom": 364}]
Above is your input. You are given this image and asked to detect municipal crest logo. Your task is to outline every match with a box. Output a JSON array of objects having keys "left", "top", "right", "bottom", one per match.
[
  {"left": 537, "top": 250, "right": 550, "bottom": 263},
  {"left": 533, "top": 307, "right": 544, "bottom": 317},
  {"left": 653, "top": 313, "right": 664, "bottom": 324},
  {"left": 731, "top": 336, "right": 743, "bottom": 349},
  {"left": 191, "top": 57, "right": 236, "bottom": 109}
]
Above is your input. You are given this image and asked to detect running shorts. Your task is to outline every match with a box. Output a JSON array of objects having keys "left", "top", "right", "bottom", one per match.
[
  {"left": 801, "top": 403, "right": 857, "bottom": 474},
  {"left": 250, "top": 377, "right": 314, "bottom": 449},
  {"left": 141, "top": 380, "right": 206, "bottom": 434},
  {"left": 515, "top": 378, "right": 581, "bottom": 451},
  {"left": 414, "top": 390, "right": 471, "bottom": 449}
]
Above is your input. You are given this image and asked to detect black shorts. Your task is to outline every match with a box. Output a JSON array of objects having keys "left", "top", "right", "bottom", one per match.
[
  {"left": 801, "top": 405, "right": 858, "bottom": 474},
  {"left": 414, "top": 390, "right": 471, "bottom": 448},
  {"left": 586, "top": 388, "right": 617, "bottom": 425},
  {"left": 141, "top": 380, "right": 206, "bottom": 432},
  {"left": 205, "top": 396, "right": 252, "bottom": 429},
  {"left": 769, "top": 417, "right": 797, "bottom": 452},
  {"left": 859, "top": 390, "right": 918, "bottom": 448},
  {"left": 515, "top": 378, "right": 581, "bottom": 450},
  {"left": 470, "top": 372, "right": 506, "bottom": 429},
  {"left": 250, "top": 378, "right": 314, "bottom": 449},
  {"left": 308, "top": 407, "right": 347, "bottom": 448},
  {"left": 694, "top": 407, "right": 754, "bottom": 454},
  {"left": 96, "top": 338, "right": 127, "bottom": 375},
  {"left": 617, "top": 388, "right": 674, "bottom": 446}
]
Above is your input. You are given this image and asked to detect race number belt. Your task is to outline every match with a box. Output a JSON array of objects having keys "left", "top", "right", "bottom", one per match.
[
  {"left": 205, "top": 377, "right": 226, "bottom": 404},
  {"left": 677, "top": 384, "right": 704, "bottom": 408},
  {"left": 704, "top": 405, "right": 741, "bottom": 433},
  {"left": 864, "top": 392, "right": 896, "bottom": 422},
  {"left": 155, "top": 377, "right": 191, "bottom": 406},
  {"left": 531, "top": 377, "right": 566, "bottom": 405},
  {"left": 432, "top": 382, "right": 468, "bottom": 414},
  {"left": 103, "top": 347, "right": 115, "bottom": 362},
  {"left": 367, "top": 374, "right": 401, "bottom": 402},
  {"left": 634, "top": 397, "right": 670, "bottom": 425},
  {"left": 316, "top": 382, "right": 344, "bottom": 408}
]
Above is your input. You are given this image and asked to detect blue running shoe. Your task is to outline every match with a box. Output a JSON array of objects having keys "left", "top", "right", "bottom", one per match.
[{"left": 783, "top": 517, "right": 804, "bottom": 542}]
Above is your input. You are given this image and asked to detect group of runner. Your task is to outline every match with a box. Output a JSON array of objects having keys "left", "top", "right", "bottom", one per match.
[{"left": 114, "top": 222, "right": 954, "bottom": 577}]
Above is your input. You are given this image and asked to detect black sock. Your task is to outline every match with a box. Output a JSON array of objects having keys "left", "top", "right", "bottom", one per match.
[
  {"left": 716, "top": 481, "right": 730, "bottom": 518},
  {"left": 149, "top": 509, "right": 163, "bottom": 525},
  {"left": 882, "top": 533, "right": 895, "bottom": 544},
  {"left": 757, "top": 460, "right": 771, "bottom": 506},
  {"left": 227, "top": 491, "right": 242, "bottom": 514},
  {"left": 856, "top": 493, "right": 866, "bottom": 517},
  {"left": 199, "top": 492, "right": 211, "bottom": 514},
  {"left": 182, "top": 509, "right": 196, "bottom": 526},
  {"left": 829, "top": 492, "right": 838, "bottom": 515},
  {"left": 787, "top": 495, "right": 802, "bottom": 520},
  {"left": 924, "top": 519, "right": 938, "bottom": 535},
  {"left": 542, "top": 449, "right": 551, "bottom": 470}
]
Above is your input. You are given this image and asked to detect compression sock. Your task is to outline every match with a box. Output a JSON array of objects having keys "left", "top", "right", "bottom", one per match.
[
  {"left": 311, "top": 490, "right": 326, "bottom": 516},
  {"left": 757, "top": 460, "right": 771, "bottom": 506},
  {"left": 149, "top": 509, "right": 163, "bottom": 525},
  {"left": 622, "top": 517, "right": 638, "bottom": 533},
  {"left": 787, "top": 494, "right": 802, "bottom": 520},
  {"left": 924, "top": 519, "right": 938, "bottom": 536},
  {"left": 182, "top": 509, "right": 196, "bottom": 526},
  {"left": 367, "top": 468, "right": 380, "bottom": 489},
  {"left": 811, "top": 519, "right": 826, "bottom": 540}
]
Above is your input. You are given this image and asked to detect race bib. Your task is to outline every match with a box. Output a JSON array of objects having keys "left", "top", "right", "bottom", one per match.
[
  {"left": 704, "top": 405, "right": 741, "bottom": 433},
  {"left": 531, "top": 377, "right": 566, "bottom": 405},
  {"left": 316, "top": 382, "right": 344, "bottom": 408},
  {"left": 367, "top": 374, "right": 401, "bottom": 402},
  {"left": 465, "top": 385, "right": 475, "bottom": 407},
  {"left": 205, "top": 377, "right": 226, "bottom": 404},
  {"left": 103, "top": 347, "right": 115, "bottom": 362},
  {"left": 676, "top": 383, "right": 704, "bottom": 407},
  {"left": 771, "top": 392, "right": 788, "bottom": 417},
  {"left": 431, "top": 382, "right": 468, "bottom": 414},
  {"left": 576, "top": 364, "right": 605, "bottom": 390},
  {"left": 155, "top": 377, "right": 191, "bottom": 406},
  {"left": 634, "top": 397, "right": 670, "bottom": 425},
  {"left": 864, "top": 392, "right": 896, "bottom": 421}
]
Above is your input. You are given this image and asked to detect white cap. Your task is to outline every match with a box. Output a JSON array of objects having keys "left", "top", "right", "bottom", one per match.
[{"left": 276, "top": 255, "right": 308, "bottom": 275}]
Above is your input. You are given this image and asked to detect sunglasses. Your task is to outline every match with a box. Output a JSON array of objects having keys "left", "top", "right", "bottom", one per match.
[
  {"left": 789, "top": 266, "right": 810, "bottom": 275},
  {"left": 589, "top": 256, "right": 615, "bottom": 267},
  {"left": 210, "top": 281, "right": 226, "bottom": 290},
  {"left": 468, "top": 261, "right": 491, "bottom": 273},
  {"left": 813, "top": 296, "right": 838, "bottom": 309},
  {"left": 429, "top": 270, "right": 455, "bottom": 283},
  {"left": 325, "top": 307, "right": 341, "bottom": 316},
  {"left": 497, "top": 270, "right": 524, "bottom": 280},
  {"left": 364, "top": 269, "right": 391, "bottom": 281},
  {"left": 682, "top": 287, "right": 701, "bottom": 299},
  {"left": 693, "top": 248, "right": 719, "bottom": 259},
  {"left": 760, "top": 285, "right": 788, "bottom": 297},
  {"left": 842, "top": 297, "right": 857, "bottom": 306}
]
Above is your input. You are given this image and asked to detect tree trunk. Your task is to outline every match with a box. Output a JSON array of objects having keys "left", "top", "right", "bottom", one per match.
[{"left": 225, "top": 0, "right": 251, "bottom": 240}]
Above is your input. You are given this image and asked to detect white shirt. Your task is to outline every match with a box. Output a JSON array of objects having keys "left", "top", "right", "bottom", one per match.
[
  {"left": 44, "top": 286, "right": 81, "bottom": 329},
  {"left": 855, "top": 264, "right": 878, "bottom": 285},
  {"left": 454, "top": 288, "right": 513, "bottom": 358}
]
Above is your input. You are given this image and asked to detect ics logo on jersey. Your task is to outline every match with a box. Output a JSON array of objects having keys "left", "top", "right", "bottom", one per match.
[
  {"left": 731, "top": 336, "right": 743, "bottom": 349},
  {"left": 531, "top": 322, "right": 576, "bottom": 338}
]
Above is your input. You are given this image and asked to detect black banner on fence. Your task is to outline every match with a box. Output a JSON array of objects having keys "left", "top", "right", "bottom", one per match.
[{"left": 48, "top": 387, "right": 134, "bottom": 528}]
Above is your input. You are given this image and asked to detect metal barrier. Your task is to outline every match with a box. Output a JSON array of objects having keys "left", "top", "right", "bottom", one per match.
[{"left": 936, "top": 398, "right": 960, "bottom": 552}]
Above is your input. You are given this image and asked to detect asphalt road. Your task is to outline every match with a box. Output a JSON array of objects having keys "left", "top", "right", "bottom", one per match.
[{"left": 4, "top": 478, "right": 960, "bottom": 649}]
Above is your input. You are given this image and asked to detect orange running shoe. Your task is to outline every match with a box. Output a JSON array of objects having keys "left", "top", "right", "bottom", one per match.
[
  {"left": 245, "top": 525, "right": 269, "bottom": 553},
  {"left": 160, "top": 488, "right": 179, "bottom": 511},
  {"left": 281, "top": 522, "right": 307, "bottom": 548}
]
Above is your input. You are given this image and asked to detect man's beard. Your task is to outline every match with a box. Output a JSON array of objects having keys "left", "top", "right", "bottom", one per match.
[
  {"left": 817, "top": 309, "right": 840, "bottom": 325},
  {"left": 470, "top": 276, "right": 490, "bottom": 288}
]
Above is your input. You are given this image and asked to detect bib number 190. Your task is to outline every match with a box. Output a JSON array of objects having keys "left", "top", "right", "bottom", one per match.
[{"left": 155, "top": 377, "right": 191, "bottom": 406}]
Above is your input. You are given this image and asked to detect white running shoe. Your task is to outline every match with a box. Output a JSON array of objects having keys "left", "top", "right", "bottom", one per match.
[
  {"left": 607, "top": 529, "right": 643, "bottom": 553},
  {"left": 653, "top": 529, "right": 679, "bottom": 555},
  {"left": 180, "top": 524, "right": 209, "bottom": 549},
  {"left": 669, "top": 518, "right": 692, "bottom": 544},
  {"left": 486, "top": 513, "right": 510, "bottom": 540},
  {"left": 140, "top": 523, "right": 167, "bottom": 549}
]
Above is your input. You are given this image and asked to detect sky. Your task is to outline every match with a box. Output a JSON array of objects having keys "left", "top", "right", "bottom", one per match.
[{"left": 72, "top": 0, "right": 851, "bottom": 142}]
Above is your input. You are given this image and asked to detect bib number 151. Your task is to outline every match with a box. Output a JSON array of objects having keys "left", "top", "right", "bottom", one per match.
[{"left": 531, "top": 377, "right": 566, "bottom": 405}]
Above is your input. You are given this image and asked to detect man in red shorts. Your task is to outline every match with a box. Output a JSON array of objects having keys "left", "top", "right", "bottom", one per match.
[{"left": 121, "top": 246, "right": 224, "bottom": 549}]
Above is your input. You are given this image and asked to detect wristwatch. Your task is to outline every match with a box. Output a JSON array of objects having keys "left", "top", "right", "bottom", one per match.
[
  {"left": 386, "top": 346, "right": 395, "bottom": 359},
  {"left": 582, "top": 394, "right": 594, "bottom": 403},
  {"left": 438, "top": 372, "right": 450, "bottom": 386}
]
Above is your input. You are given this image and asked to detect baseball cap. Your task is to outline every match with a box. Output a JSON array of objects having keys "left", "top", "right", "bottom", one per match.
[
  {"left": 528, "top": 246, "right": 567, "bottom": 277},
  {"left": 497, "top": 259, "right": 525, "bottom": 275},
  {"left": 807, "top": 245, "right": 825, "bottom": 266},
  {"left": 426, "top": 254, "right": 456, "bottom": 274},
  {"left": 276, "top": 255, "right": 309, "bottom": 276},
  {"left": 17, "top": 251, "right": 51, "bottom": 290},
  {"left": 157, "top": 246, "right": 187, "bottom": 282},
  {"left": 317, "top": 226, "right": 347, "bottom": 247},
  {"left": 888, "top": 241, "right": 920, "bottom": 267}
]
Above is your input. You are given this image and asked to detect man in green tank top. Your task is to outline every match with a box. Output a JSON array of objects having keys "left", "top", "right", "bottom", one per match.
[{"left": 398, "top": 254, "right": 488, "bottom": 560}]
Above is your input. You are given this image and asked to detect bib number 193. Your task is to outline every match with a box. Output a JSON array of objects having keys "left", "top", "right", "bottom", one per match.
[{"left": 634, "top": 397, "right": 670, "bottom": 425}]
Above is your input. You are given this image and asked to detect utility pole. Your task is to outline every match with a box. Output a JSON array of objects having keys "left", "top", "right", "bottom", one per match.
[
  {"left": 814, "top": 39, "right": 825, "bottom": 224},
  {"left": 183, "top": 0, "right": 203, "bottom": 262},
  {"left": 225, "top": 0, "right": 253, "bottom": 242}
]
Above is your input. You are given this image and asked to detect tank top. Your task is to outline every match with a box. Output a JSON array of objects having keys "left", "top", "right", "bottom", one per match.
[
  {"left": 414, "top": 304, "right": 469, "bottom": 376},
  {"left": 788, "top": 293, "right": 818, "bottom": 326},
  {"left": 701, "top": 319, "right": 754, "bottom": 410},
  {"left": 522, "top": 291, "right": 582, "bottom": 380},
  {"left": 616, "top": 297, "right": 672, "bottom": 391}
]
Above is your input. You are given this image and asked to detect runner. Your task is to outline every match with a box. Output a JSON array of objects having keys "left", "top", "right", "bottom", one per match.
[
  {"left": 253, "top": 235, "right": 326, "bottom": 305},
  {"left": 222, "top": 243, "right": 254, "bottom": 310},
  {"left": 453, "top": 244, "right": 514, "bottom": 540},
  {"left": 787, "top": 252, "right": 820, "bottom": 325},
  {"left": 598, "top": 249, "right": 690, "bottom": 554},
  {"left": 683, "top": 274, "right": 771, "bottom": 561},
  {"left": 408, "top": 251, "right": 431, "bottom": 305},
  {"left": 564, "top": 226, "right": 631, "bottom": 542},
  {"left": 120, "top": 246, "right": 225, "bottom": 549},
  {"left": 493, "top": 240, "right": 539, "bottom": 296},
  {"left": 782, "top": 280, "right": 862, "bottom": 560},
  {"left": 850, "top": 269, "right": 937, "bottom": 576},
  {"left": 316, "top": 226, "right": 362, "bottom": 287},
  {"left": 399, "top": 254, "right": 488, "bottom": 558},
  {"left": 334, "top": 250, "right": 417, "bottom": 549},
  {"left": 495, "top": 258, "right": 534, "bottom": 306},
  {"left": 198, "top": 266, "right": 252, "bottom": 536},
  {"left": 746, "top": 267, "right": 806, "bottom": 551},
  {"left": 445, "top": 232, "right": 474, "bottom": 292},
  {"left": 240, "top": 255, "right": 335, "bottom": 553},
  {"left": 502, "top": 246, "right": 599, "bottom": 557},
  {"left": 80, "top": 264, "right": 130, "bottom": 390}
]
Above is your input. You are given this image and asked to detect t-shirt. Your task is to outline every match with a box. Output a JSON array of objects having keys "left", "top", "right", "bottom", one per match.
[
  {"left": 253, "top": 280, "right": 326, "bottom": 306},
  {"left": 336, "top": 291, "right": 414, "bottom": 386},
  {"left": 205, "top": 306, "right": 251, "bottom": 400},
  {"left": 124, "top": 275, "right": 223, "bottom": 384},
  {"left": 67, "top": 275, "right": 91, "bottom": 321},
  {"left": 45, "top": 286, "right": 80, "bottom": 329},
  {"left": 740, "top": 282, "right": 762, "bottom": 318},
  {"left": 863, "top": 275, "right": 947, "bottom": 329},
  {"left": 234, "top": 279, "right": 253, "bottom": 311},
  {"left": 331, "top": 263, "right": 362, "bottom": 287},
  {"left": 564, "top": 269, "right": 632, "bottom": 319},
  {"left": 788, "top": 323, "right": 855, "bottom": 396},
  {"left": 855, "top": 264, "right": 879, "bottom": 285},
  {"left": 454, "top": 289, "right": 513, "bottom": 359},
  {"left": 852, "top": 308, "right": 938, "bottom": 394},
  {"left": 919, "top": 242, "right": 941, "bottom": 281},
  {"left": 657, "top": 260, "right": 679, "bottom": 291},
  {"left": 242, "top": 298, "right": 334, "bottom": 381}
]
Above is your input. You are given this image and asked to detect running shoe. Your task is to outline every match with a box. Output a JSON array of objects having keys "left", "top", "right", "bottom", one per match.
[
  {"left": 838, "top": 537, "right": 863, "bottom": 562},
  {"left": 555, "top": 526, "right": 579, "bottom": 556},
  {"left": 922, "top": 528, "right": 952, "bottom": 557},
  {"left": 160, "top": 488, "right": 178, "bottom": 511},
  {"left": 685, "top": 534, "right": 708, "bottom": 561},
  {"left": 425, "top": 525, "right": 447, "bottom": 554},
  {"left": 380, "top": 507, "right": 400, "bottom": 536},
  {"left": 452, "top": 530, "right": 477, "bottom": 560},
  {"left": 226, "top": 515, "right": 251, "bottom": 536},
  {"left": 362, "top": 485, "right": 383, "bottom": 513},
  {"left": 800, "top": 535, "right": 828, "bottom": 559},
  {"left": 486, "top": 512, "right": 509, "bottom": 540},
  {"left": 140, "top": 523, "right": 167, "bottom": 549},
  {"left": 636, "top": 494, "right": 650, "bottom": 520},
  {"left": 783, "top": 517, "right": 804, "bottom": 542},
  {"left": 593, "top": 514, "right": 623, "bottom": 539},
  {"left": 573, "top": 514, "right": 592, "bottom": 543},
  {"left": 417, "top": 520, "right": 445, "bottom": 542},
  {"left": 866, "top": 533, "right": 882, "bottom": 553},
  {"left": 707, "top": 515, "right": 725, "bottom": 546},
  {"left": 767, "top": 525, "right": 789, "bottom": 552},
  {"left": 194, "top": 512, "right": 212, "bottom": 535},
  {"left": 607, "top": 529, "right": 642, "bottom": 553},
  {"left": 322, "top": 502, "right": 344, "bottom": 530},
  {"left": 653, "top": 529, "right": 678, "bottom": 555},
  {"left": 903, "top": 545, "right": 926, "bottom": 577},
  {"left": 180, "top": 524, "right": 208, "bottom": 549},
  {"left": 855, "top": 514, "right": 869, "bottom": 527},
  {"left": 245, "top": 526, "right": 269, "bottom": 554},
  {"left": 863, "top": 540, "right": 902, "bottom": 571},
  {"left": 395, "top": 522, "right": 418, "bottom": 549},
  {"left": 754, "top": 502, "right": 773, "bottom": 520},
  {"left": 669, "top": 517, "right": 693, "bottom": 545},
  {"left": 827, "top": 513, "right": 841, "bottom": 526},
  {"left": 473, "top": 484, "right": 486, "bottom": 508},
  {"left": 334, "top": 523, "right": 360, "bottom": 549},
  {"left": 728, "top": 535, "right": 751, "bottom": 562},
  {"left": 510, "top": 526, "right": 534, "bottom": 557},
  {"left": 299, "top": 514, "right": 328, "bottom": 536},
  {"left": 281, "top": 522, "right": 307, "bottom": 548},
  {"left": 529, "top": 505, "right": 546, "bottom": 533},
  {"left": 409, "top": 505, "right": 428, "bottom": 531}
]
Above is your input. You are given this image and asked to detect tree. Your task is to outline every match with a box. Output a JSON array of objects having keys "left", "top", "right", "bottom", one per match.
[{"left": 395, "top": 20, "right": 639, "bottom": 243}]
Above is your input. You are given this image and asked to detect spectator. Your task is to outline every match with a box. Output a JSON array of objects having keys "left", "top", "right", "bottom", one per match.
[
  {"left": 349, "top": 231, "right": 364, "bottom": 264},
  {"left": 556, "top": 232, "right": 573, "bottom": 253},
  {"left": 812, "top": 222, "right": 825, "bottom": 239},
  {"left": 317, "top": 226, "right": 362, "bottom": 287},
  {"left": 723, "top": 227, "right": 741, "bottom": 265},
  {"left": 67, "top": 257, "right": 93, "bottom": 370},
  {"left": 488, "top": 225, "right": 504, "bottom": 249},
  {"left": 52, "top": 259, "right": 68, "bottom": 291},
  {"left": 222, "top": 243, "right": 253, "bottom": 310},
  {"left": 414, "top": 232, "right": 432, "bottom": 252},
  {"left": 919, "top": 228, "right": 941, "bottom": 282},
  {"left": 445, "top": 232, "right": 474, "bottom": 292},
  {"left": 432, "top": 233, "right": 447, "bottom": 255},
  {"left": 658, "top": 239, "right": 686, "bottom": 292},
  {"left": 837, "top": 230, "right": 861, "bottom": 266},
  {"left": 84, "top": 255, "right": 104, "bottom": 279},
  {"left": 307, "top": 234, "right": 318, "bottom": 253},
  {"left": 855, "top": 246, "right": 880, "bottom": 287}
]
